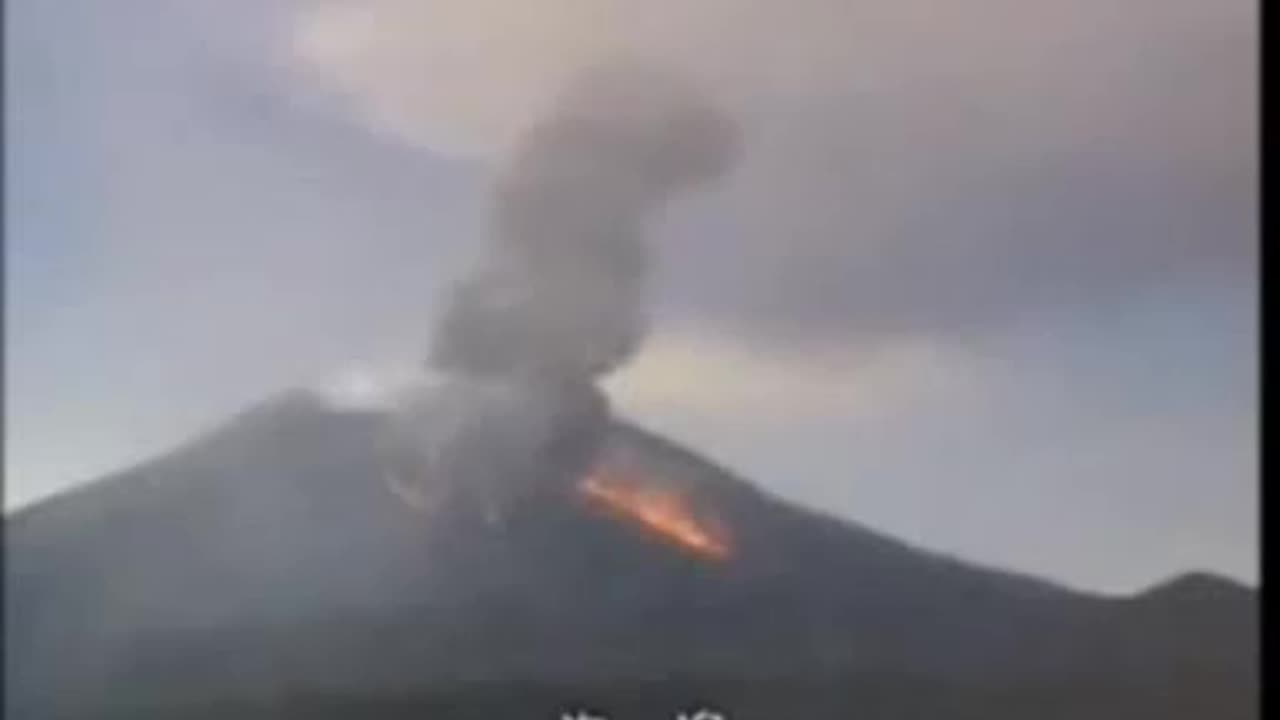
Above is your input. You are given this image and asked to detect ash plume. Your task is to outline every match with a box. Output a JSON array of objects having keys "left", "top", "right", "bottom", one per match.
[
  {"left": 431, "top": 62, "right": 741, "bottom": 380},
  {"left": 385, "top": 62, "right": 741, "bottom": 520}
]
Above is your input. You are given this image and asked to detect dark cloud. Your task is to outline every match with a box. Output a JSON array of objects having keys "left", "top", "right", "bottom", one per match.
[
  {"left": 285, "top": 0, "right": 1256, "bottom": 355},
  {"left": 651, "top": 0, "right": 1256, "bottom": 350}
]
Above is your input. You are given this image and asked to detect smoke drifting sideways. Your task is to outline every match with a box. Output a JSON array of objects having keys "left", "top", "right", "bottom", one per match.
[{"left": 382, "top": 62, "right": 742, "bottom": 522}]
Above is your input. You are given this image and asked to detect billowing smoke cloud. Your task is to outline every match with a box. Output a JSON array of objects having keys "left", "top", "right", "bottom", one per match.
[
  {"left": 383, "top": 62, "right": 740, "bottom": 520},
  {"left": 430, "top": 61, "right": 740, "bottom": 380}
]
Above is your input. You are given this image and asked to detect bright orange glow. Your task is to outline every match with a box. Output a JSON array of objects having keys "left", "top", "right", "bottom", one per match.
[{"left": 579, "top": 464, "right": 732, "bottom": 561}]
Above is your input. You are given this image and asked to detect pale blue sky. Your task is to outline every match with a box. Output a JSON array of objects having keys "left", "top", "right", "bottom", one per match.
[{"left": 6, "top": 0, "right": 1257, "bottom": 593}]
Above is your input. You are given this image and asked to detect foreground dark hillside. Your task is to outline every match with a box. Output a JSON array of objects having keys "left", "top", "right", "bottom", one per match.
[{"left": 5, "top": 392, "right": 1258, "bottom": 718}]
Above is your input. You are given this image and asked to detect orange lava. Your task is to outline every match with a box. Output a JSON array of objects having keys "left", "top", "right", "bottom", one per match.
[{"left": 579, "top": 465, "right": 732, "bottom": 561}]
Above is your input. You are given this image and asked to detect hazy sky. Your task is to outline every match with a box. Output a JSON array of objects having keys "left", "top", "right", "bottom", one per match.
[{"left": 7, "top": 0, "right": 1256, "bottom": 593}]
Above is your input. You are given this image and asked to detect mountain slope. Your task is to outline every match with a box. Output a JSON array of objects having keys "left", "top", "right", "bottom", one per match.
[{"left": 5, "top": 391, "right": 1257, "bottom": 719}]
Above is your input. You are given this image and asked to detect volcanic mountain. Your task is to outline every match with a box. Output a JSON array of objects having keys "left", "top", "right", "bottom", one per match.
[{"left": 5, "top": 390, "right": 1258, "bottom": 719}]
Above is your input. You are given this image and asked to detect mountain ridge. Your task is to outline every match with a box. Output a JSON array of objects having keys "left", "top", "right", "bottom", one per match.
[{"left": 5, "top": 389, "right": 1257, "bottom": 718}]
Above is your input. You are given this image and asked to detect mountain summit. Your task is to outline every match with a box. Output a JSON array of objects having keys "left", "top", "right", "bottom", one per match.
[{"left": 5, "top": 392, "right": 1257, "bottom": 719}]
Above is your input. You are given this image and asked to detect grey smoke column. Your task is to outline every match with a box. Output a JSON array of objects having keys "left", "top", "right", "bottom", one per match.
[
  {"left": 387, "top": 62, "right": 740, "bottom": 519},
  {"left": 431, "top": 62, "right": 741, "bottom": 380}
]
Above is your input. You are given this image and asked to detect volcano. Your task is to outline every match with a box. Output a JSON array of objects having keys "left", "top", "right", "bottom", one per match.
[{"left": 5, "top": 391, "right": 1258, "bottom": 719}]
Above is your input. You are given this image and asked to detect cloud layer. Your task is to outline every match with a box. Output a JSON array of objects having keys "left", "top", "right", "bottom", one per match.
[{"left": 289, "top": 0, "right": 1256, "bottom": 350}]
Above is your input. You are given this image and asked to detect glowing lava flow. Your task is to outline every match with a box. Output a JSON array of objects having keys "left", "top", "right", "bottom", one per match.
[{"left": 579, "top": 465, "right": 732, "bottom": 561}]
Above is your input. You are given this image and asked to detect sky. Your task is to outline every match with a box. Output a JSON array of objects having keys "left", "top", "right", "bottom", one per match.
[{"left": 5, "top": 0, "right": 1257, "bottom": 594}]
